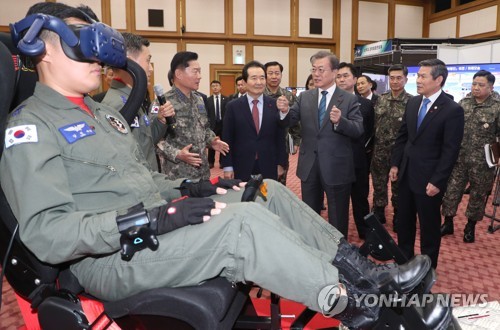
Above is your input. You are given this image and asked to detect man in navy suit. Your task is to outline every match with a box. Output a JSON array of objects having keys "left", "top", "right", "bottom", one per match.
[
  {"left": 277, "top": 51, "right": 363, "bottom": 236},
  {"left": 207, "top": 80, "right": 227, "bottom": 168},
  {"left": 390, "top": 59, "right": 464, "bottom": 268},
  {"left": 222, "top": 61, "right": 286, "bottom": 181}
]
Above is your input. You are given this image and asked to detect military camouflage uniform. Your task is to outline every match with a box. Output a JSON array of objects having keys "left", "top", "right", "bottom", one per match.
[
  {"left": 441, "top": 94, "right": 500, "bottom": 221},
  {"left": 264, "top": 86, "right": 301, "bottom": 185},
  {"left": 158, "top": 85, "right": 215, "bottom": 180},
  {"left": 371, "top": 90, "right": 412, "bottom": 209}
]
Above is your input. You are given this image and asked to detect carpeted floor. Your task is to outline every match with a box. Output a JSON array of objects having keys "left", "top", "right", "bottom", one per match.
[{"left": 1, "top": 152, "right": 499, "bottom": 329}]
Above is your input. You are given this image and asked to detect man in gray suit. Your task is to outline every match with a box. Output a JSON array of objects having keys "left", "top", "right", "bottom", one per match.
[{"left": 277, "top": 51, "right": 363, "bottom": 236}]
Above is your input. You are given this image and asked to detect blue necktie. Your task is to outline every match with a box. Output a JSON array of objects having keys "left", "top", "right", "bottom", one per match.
[
  {"left": 318, "top": 90, "right": 328, "bottom": 126},
  {"left": 417, "top": 98, "right": 430, "bottom": 130}
]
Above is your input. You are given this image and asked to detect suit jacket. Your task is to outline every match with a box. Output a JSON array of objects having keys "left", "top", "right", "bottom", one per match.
[
  {"left": 370, "top": 93, "right": 379, "bottom": 107},
  {"left": 391, "top": 92, "right": 464, "bottom": 194},
  {"left": 221, "top": 94, "right": 286, "bottom": 181},
  {"left": 206, "top": 94, "right": 227, "bottom": 131},
  {"left": 285, "top": 87, "right": 364, "bottom": 185},
  {"left": 352, "top": 96, "right": 374, "bottom": 168}
]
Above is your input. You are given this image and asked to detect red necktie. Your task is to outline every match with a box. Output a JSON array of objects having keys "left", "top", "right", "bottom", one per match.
[{"left": 252, "top": 99, "right": 260, "bottom": 133}]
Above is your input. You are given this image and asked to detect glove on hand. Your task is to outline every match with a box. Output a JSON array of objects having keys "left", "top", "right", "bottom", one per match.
[
  {"left": 179, "top": 177, "right": 242, "bottom": 197},
  {"left": 210, "top": 176, "right": 242, "bottom": 189},
  {"left": 153, "top": 196, "right": 215, "bottom": 235}
]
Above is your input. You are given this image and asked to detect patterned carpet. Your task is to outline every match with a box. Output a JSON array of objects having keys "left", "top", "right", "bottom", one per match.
[{"left": 1, "top": 152, "right": 499, "bottom": 329}]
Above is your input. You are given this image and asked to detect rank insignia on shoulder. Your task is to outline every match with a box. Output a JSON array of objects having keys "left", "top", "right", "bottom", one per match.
[
  {"left": 59, "top": 122, "right": 96, "bottom": 144},
  {"left": 5, "top": 124, "right": 38, "bottom": 148},
  {"left": 105, "top": 114, "right": 128, "bottom": 134}
]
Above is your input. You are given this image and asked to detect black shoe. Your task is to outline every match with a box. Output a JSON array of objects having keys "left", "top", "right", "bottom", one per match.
[
  {"left": 373, "top": 206, "right": 386, "bottom": 224},
  {"left": 370, "top": 255, "right": 431, "bottom": 293},
  {"left": 333, "top": 239, "right": 431, "bottom": 293},
  {"left": 463, "top": 220, "right": 476, "bottom": 243},
  {"left": 329, "top": 274, "right": 380, "bottom": 330},
  {"left": 440, "top": 217, "right": 454, "bottom": 236}
]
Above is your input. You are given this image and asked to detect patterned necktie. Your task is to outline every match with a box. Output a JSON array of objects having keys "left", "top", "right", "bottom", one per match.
[
  {"left": 417, "top": 98, "right": 431, "bottom": 130},
  {"left": 215, "top": 95, "right": 220, "bottom": 121},
  {"left": 318, "top": 90, "right": 328, "bottom": 126},
  {"left": 252, "top": 99, "right": 260, "bottom": 133}
]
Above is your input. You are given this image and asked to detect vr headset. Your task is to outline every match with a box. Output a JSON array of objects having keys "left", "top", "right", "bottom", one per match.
[{"left": 10, "top": 14, "right": 126, "bottom": 68}]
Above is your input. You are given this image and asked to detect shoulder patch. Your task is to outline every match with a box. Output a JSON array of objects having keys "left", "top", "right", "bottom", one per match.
[
  {"left": 58, "top": 122, "right": 96, "bottom": 144},
  {"left": 5, "top": 125, "right": 38, "bottom": 148},
  {"left": 130, "top": 116, "right": 140, "bottom": 128},
  {"left": 197, "top": 104, "right": 206, "bottom": 113}
]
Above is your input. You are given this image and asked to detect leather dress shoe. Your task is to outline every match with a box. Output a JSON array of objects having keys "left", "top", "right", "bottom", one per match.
[
  {"left": 463, "top": 221, "right": 476, "bottom": 243},
  {"left": 370, "top": 255, "right": 432, "bottom": 293},
  {"left": 440, "top": 217, "right": 454, "bottom": 236}
]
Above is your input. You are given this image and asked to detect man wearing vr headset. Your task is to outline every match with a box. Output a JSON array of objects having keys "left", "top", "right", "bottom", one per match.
[
  {"left": 101, "top": 32, "right": 174, "bottom": 172},
  {"left": 0, "top": 3, "right": 444, "bottom": 329}
]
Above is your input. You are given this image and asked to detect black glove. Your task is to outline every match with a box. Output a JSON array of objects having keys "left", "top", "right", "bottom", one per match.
[
  {"left": 179, "top": 177, "right": 242, "bottom": 197},
  {"left": 153, "top": 196, "right": 215, "bottom": 235},
  {"left": 210, "top": 176, "right": 242, "bottom": 189}
]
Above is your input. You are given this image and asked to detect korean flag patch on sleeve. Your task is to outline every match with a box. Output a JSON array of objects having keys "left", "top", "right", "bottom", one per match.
[{"left": 5, "top": 125, "right": 38, "bottom": 148}]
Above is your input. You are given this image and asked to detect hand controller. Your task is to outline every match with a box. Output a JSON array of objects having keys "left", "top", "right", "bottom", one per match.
[
  {"left": 116, "top": 203, "right": 159, "bottom": 261},
  {"left": 241, "top": 174, "right": 268, "bottom": 202}
]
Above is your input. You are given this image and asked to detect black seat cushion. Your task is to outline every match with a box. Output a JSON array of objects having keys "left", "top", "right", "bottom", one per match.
[{"left": 103, "top": 277, "right": 239, "bottom": 325}]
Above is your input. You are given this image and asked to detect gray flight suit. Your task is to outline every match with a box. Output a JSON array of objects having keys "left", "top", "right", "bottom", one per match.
[
  {"left": 101, "top": 80, "right": 167, "bottom": 172},
  {"left": 1, "top": 83, "right": 344, "bottom": 313}
]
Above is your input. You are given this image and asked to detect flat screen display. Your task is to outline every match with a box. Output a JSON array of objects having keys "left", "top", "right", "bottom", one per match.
[{"left": 407, "top": 63, "right": 500, "bottom": 102}]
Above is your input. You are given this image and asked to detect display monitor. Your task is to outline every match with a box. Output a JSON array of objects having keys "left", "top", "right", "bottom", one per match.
[{"left": 406, "top": 63, "right": 500, "bottom": 102}]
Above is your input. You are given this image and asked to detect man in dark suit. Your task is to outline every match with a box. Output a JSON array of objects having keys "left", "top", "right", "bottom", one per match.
[
  {"left": 222, "top": 61, "right": 286, "bottom": 181},
  {"left": 206, "top": 80, "right": 227, "bottom": 168},
  {"left": 390, "top": 58, "right": 464, "bottom": 269},
  {"left": 336, "top": 62, "right": 374, "bottom": 239},
  {"left": 226, "top": 75, "right": 247, "bottom": 103},
  {"left": 277, "top": 51, "right": 363, "bottom": 236}
]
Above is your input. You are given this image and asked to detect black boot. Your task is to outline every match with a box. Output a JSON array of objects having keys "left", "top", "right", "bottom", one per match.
[
  {"left": 333, "top": 239, "right": 431, "bottom": 293},
  {"left": 325, "top": 274, "right": 380, "bottom": 329},
  {"left": 373, "top": 206, "right": 386, "bottom": 224},
  {"left": 463, "top": 219, "right": 476, "bottom": 243},
  {"left": 440, "top": 216, "right": 454, "bottom": 236}
]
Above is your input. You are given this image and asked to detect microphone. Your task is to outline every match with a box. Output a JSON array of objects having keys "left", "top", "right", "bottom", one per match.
[{"left": 153, "top": 84, "right": 176, "bottom": 138}]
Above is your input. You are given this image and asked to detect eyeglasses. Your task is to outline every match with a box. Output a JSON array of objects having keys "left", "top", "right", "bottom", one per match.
[{"left": 310, "top": 67, "right": 330, "bottom": 74}]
